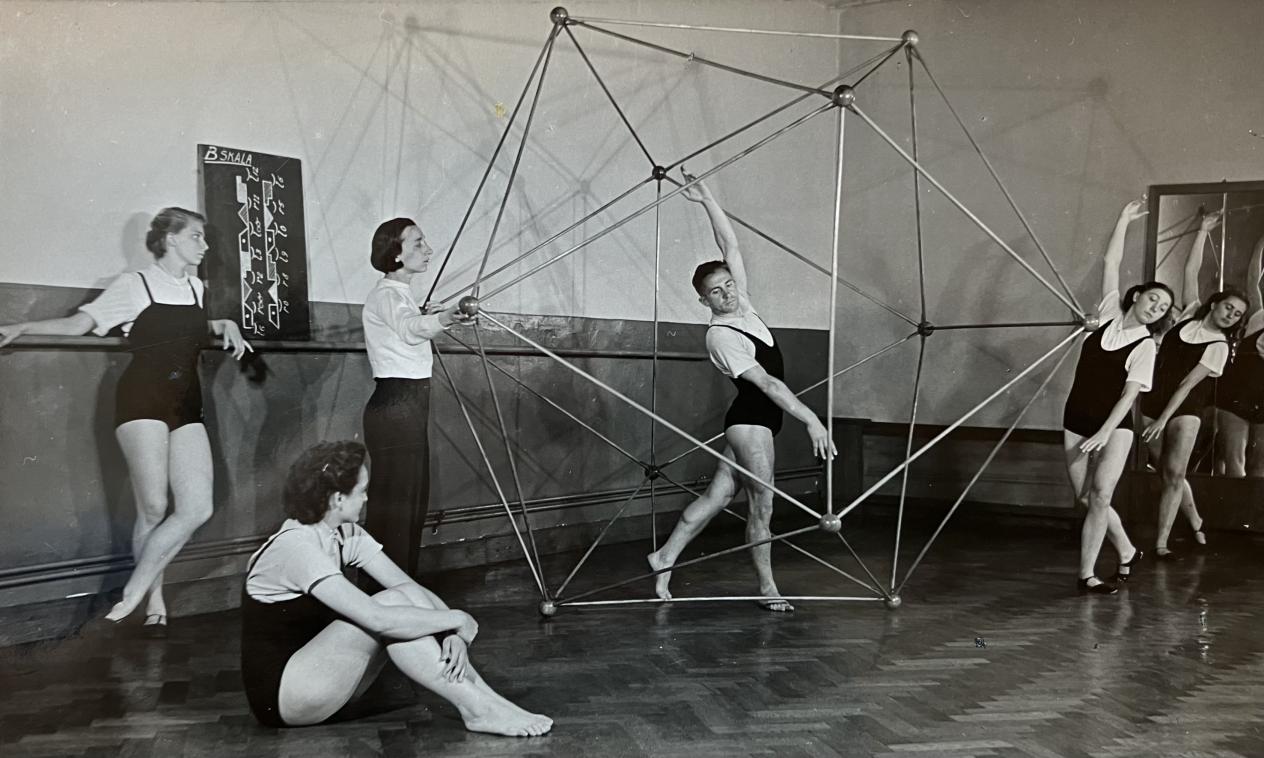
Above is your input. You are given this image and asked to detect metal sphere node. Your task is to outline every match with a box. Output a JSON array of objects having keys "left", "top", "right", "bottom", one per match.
[
  {"left": 902, "top": 29, "right": 920, "bottom": 46},
  {"left": 458, "top": 296, "right": 481, "bottom": 316},
  {"left": 651, "top": 165, "right": 668, "bottom": 181},
  {"left": 538, "top": 600, "right": 558, "bottom": 617},
  {"left": 917, "top": 321, "right": 936, "bottom": 337},
  {"left": 831, "top": 85, "right": 856, "bottom": 108},
  {"left": 550, "top": 6, "right": 569, "bottom": 24},
  {"left": 819, "top": 512, "right": 842, "bottom": 533},
  {"left": 1081, "top": 314, "right": 1101, "bottom": 332},
  {"left": 885, "top": 595, "right": 903, "bottom": 610}
]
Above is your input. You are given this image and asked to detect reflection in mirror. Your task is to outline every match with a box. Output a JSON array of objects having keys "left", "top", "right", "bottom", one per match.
[{"left": 1146, "top": 182, "right": 1264, "bottom": 482}]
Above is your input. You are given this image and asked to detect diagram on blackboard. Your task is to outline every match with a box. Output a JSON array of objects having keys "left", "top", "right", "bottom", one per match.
[{"left": 200, "top": 144, "right": 309, "bottom": 341}]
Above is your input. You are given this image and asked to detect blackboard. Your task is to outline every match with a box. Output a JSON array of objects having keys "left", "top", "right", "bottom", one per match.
[{"left": 198, "top": 144, "right": 310, "bottom": 341}]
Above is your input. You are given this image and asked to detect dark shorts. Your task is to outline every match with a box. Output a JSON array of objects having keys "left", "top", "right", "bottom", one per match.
[
  {"left": 240, "top": 592, "right": 342, "bottom": 727},
  {"left": 724, "top": 402, "right": 784, "bottom": 436},
  {"left": 115, "top": 366, "right": 204, "bottom": 430},
  {"left": 1062, "top": 408, "right": 1135, "bottom": 439},
  {"left": 1216, "top": 395, "right": 1264, "bottom": 425}
]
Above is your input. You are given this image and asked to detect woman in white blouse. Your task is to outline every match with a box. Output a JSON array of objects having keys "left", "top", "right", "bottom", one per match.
[
  {"left": 1140, "top": 211, "right": 1247, "bottom": 557},
  {"left": 0, "top": 208, "right": 251, "bottom": 634},
  {"left": 361, "top": 218, "right": 469, "bottom": 578},
  {"left": 1062, "top": 200, "right": 1172, "bottom": 594},
  {"left": 240, "top": 440, "right": 551, "bottom": 735}
]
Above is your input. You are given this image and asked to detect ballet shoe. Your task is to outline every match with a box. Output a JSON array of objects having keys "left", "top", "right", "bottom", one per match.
[
  {"left": 1112, "top": 549, "right": 1144, "bottom": 583},
  {"left": 140, "top": 614, "right": 168, "bottom": 640},
  {"left": 1154, "top": 547, "right": 1177, "bottom": 561},
  {"left": 1077, "top": 577, "right": 1117, "bottom": 595},
  {"left": 1192, "top": 529, "right": 1207, "bottom": 548}
]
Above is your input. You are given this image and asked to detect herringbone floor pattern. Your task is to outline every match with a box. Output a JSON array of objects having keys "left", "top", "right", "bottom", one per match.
[{"left": 3, "top": 521, "right": 1262, "bottom": 757}]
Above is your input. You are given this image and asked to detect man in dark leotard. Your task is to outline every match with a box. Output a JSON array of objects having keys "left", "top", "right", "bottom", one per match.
[{"left": 648, "top": 171, "right": 835, "bottom": 612}]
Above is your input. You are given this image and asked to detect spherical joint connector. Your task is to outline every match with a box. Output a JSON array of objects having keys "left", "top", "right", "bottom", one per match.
[
  {"left": 917, "top": 321, "right": 936, "bottom": 338},
  {"left": 538, "top": 599, "right": 558, "bottom": 617},
  {"left": 550, "top": 6, "right": 570, "bottom": 25},
  {"left": 902, "top": 29, "right": 920, "bottom": 47},
  {"left": 831, "top": 85, "right": 856, "bottom": 108},
  {"left": 458, "top": 296, "right": 481, "bottom": 317},
  {"left": 1081, "top": 314, "right": 1101, "bottom": 332},
  {"left": 819, "top": 512, "right": 842, "bottom": 534},
  {"left": 651, "top": 165, "right": 668, "bottom": 181},
  {"left": 885, "top": 594, "right": 903, "bottom": 610}
]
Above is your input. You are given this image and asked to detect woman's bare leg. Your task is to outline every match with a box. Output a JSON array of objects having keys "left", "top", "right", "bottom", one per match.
[
  {"left": 107, "top": 423, "right": 213, "bottom": 621},
  {"left": 277, "top": 586, "right": 551, "bottom": 736}
]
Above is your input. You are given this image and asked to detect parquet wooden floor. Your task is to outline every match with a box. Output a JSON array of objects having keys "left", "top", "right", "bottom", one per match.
[{"left": 3, "top": 519, "right": 1263, "bottom": 757}]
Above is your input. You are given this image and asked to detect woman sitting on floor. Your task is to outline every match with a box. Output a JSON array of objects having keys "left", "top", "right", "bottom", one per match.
[{"left": 240, "top": 440, "right": 552, "bottom": 736}]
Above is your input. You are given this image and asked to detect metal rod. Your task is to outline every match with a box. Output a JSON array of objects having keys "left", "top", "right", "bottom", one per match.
[
  {"left": 931, "top": 320, "right": 1083, "bottom": 331},
  {"left": 445, "top": 332, "right": 649, "bottom": 468},
  {"left": 437, "top": 179, "right": 652, "bottom": 306},
  {"left": 564, "top": 26, "right": 656, "bottom": 167},
  {"left": 650, "top": 178, "right": 663, "bottom": 550},
  {"left": 479, "top": 103, "right": 834, "bottom": 303},
  {"left": 831, "top": 329, "right": 1083, "bottom": 523},
  {"left": 663, "top": 175, "right": 918, "bottom": 326},
  {"left": 1219, "top": 192, "right": 1228, "bottom": 291},
  {"left": 896, "top": 340, "right": 1076, "bottom": 594},
  {"left": 556, "top": 524, "right": 818, "bottom": 605},
  {"left": 472, "top": 26, "right": 560, "bottom": 295},
  {"left": 569, "top": 16, "right": 904, "bottom": 42},
  {"left": 851, "top": 42, "right": 904, "bottom": 89},
  {"left": 911, "top": 48, "right": 1083, "bottom": 315},
  {"left": 554, "top": 478, "right": 649, "bottom": 597},
  {"left": 659, "top": 331, "right": 917, "bottom": 469},
  {"left": 480, "top": 311, "right": 823, "bottom": 520},
  {"left": 889, "top": 336, "right": 925, "bottom": 591},
  {"left": 663, "top": 46, "right": 902, "bottom": 175},
  {"left": 433, "top": 352, "right": 547, "bottom": 597},
  {"left": 470, "top": 321, "right": 549, "bottom": 594},
  {"left": 833, "top": 530, "right": 889, "bottom": 597},
  {"left": 561, "top": 595, "right": 885, "bottom": 608},
  {"left": 573, "top": 20, "right": 830, "bottom": 97},
  {"left": 825, "top": 105, "right": 847, "bottom": 515},
  {"left": 907, "top": 45, "right": 927, "bottom": 323},
  {"left": 849, "top": 103, "right": 1085, "bottom": 318},
  {"left": 655, "top": 472, "right": 883, "bottom": 597},
  {"left": 424, "top": 28, "right": 556, "bottom": 305}
]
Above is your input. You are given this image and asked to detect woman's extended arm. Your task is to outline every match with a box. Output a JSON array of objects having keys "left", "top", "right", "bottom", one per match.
[
  {"left": 1079, "top": 381, "right": 1144, "bottom": 453},
  {"left": 1101, "top": 199, "right": 1146, "bottom": 302},
  {"left": 0, "top": 312, "right": 97, "bottom": 348},
  {"left": 1141, "top": 364, "right": 1214, "bottom": 442},
  {"left": 1182, "top": 211, "right": 1221, "bottom": 308}
]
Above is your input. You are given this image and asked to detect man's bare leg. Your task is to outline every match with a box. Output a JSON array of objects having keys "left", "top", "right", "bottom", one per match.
[
  {"left": 647, "top": 448, "right": 740, "bottom": 600},
  {"left": 727, "top": 424, "right": 791, "bottom": 612}
]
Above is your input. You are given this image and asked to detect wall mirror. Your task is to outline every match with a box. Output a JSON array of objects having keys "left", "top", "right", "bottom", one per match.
[{"left": 1144, "top": 180, "right": 1264, "bottom": 479}]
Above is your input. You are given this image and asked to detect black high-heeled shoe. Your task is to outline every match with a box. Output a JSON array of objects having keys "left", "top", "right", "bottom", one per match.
[
  {"left": 1077, "top": 577, "right": 1117, "bottom": 595},
  {"left": 1112, "top": 549, "right": 1144, "bottom": 582}
]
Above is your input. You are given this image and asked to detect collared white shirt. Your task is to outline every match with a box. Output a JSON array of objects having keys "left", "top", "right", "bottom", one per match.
[{"left": 362, "top": 278, "right": 444, "bottom": 379}]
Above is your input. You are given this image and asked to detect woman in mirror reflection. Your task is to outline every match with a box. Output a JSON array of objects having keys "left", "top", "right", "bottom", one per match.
[
  {"left": 1063, "top": 199, "right": 1170, "bottom": 595},
  {"left": 1140, "top": 210, "right": 1247, "bottom": 558},
  {"left": 0, "top": 208, "right": 252, "bottom": 635},
  {"left": 1214, "top": 234, "right": 1264, "bottom": 477}
]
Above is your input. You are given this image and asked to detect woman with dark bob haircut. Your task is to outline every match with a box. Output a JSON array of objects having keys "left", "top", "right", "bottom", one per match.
[
  {"left": 1062, "top": 199, "right": 1171, "bottom": 595},
  {"left": 0, "top": 207, "right": 252, "bottom": 635},
  {"left": 361, "top": 217, "right": 471, "bottom": 579},
  {"left": 240, "top": 440, "right": 552, "bottom": 735},
  {"left": 1141, "top": 210, "right": 1247, "bottom": 558}
]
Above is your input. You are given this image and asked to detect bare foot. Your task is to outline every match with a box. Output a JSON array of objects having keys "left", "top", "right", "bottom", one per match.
[
  {"left": 757, "top": 598, "right": 794, "bottom": 613},
  {"left": 758, "top": 586, "right": 794, "bottom": 613},
  {"left": 647, "top": 551, "right": 672, "bottom": 600},
  {"left": 462, "top": 697, "right": 553, "bottom": 737}
]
